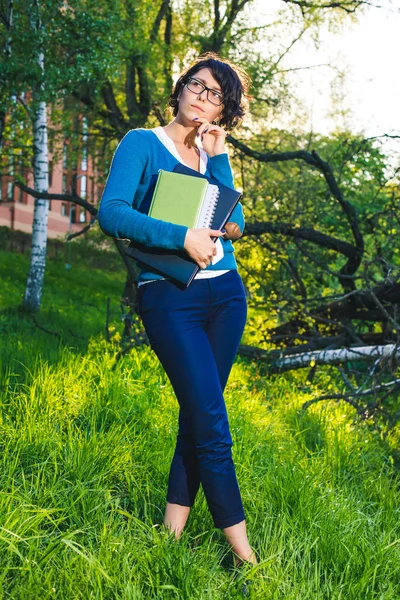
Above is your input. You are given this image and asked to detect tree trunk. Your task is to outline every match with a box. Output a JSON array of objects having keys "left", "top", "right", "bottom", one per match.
[
  {"left": 0, "top": 0, "right": 14, "bottom": 152},
  {"left": 239, "top": 343, "right": 400, "bottom": 373},
  {"left": 23, "top": 5, "right": 49, "bottom": 311}
]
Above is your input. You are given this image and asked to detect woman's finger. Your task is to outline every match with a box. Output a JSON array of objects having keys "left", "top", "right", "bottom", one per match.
[
  {"left": 195, "top": 120, "right": 211, "bottom": 139},
  {"left": 193, "top": 117, "right": 224, "bottom": 137},
  {"left": 201, "top": 124, "right": 226, "bottom": 141}
]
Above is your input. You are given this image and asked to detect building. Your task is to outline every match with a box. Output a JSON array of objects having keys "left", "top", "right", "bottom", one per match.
[{"left": 0, "top": 116, "right": 101, "bottom": 239}]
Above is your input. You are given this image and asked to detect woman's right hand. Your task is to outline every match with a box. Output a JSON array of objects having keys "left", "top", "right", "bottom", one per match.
[{"left": 183, "top": 228, "right": 225, "bottom": 269}]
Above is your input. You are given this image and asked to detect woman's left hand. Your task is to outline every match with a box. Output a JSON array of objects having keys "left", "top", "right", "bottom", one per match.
[
  {"left": 193, "top": 117, "right": 227, "bottom": 157},
  {"left": 222, "top": 221, "right": 242, "bottom": 241}
]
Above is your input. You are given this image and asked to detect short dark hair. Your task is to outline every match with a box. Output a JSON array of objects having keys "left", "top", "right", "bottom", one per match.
[{"left": 167, "top": 51, "right": 253, "bottom": 132}]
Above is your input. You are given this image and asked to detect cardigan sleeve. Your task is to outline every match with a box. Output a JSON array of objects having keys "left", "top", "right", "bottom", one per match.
[
  {"left": 228, "top": 199, "right": 245, "bottom": 234},
  {"left": 98, "top": 130, "right": 188, "bottom": 250},
  {"left": 208, "top": 152, "right": 245, "bottom": 234}
]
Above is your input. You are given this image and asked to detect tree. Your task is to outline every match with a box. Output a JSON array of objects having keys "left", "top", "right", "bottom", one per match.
[
  {"left": 0, "top": 0, "right": 13, "bottom": 153},
  {"left": 231, "top": 127, "right": 400, "bottom": 428},
  {"left": 21, "top": 0, "right": 50, "bottom": 311},
  {"left": 10, "top": 0, "right": 399, "bottom": 426}
]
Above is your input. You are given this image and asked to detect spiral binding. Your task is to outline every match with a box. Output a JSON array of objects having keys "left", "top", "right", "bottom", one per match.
[{"left": 201, "top": 185, "right": 220, "bottom": 228}]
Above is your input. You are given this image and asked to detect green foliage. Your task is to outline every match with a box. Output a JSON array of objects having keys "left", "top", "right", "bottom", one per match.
[
  {"left": 0, "top": 250, "right": 399, "bottom": 598},
  {"left": 233, "top": 128, "right": 400, "bottom": 340}
]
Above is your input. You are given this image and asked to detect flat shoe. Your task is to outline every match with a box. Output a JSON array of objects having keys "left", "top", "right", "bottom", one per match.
[
  {"left": 240, "top": 576, "right": 254, "bottom": 597},
  {"left": 232, "top": 560, "right": 257, "bottom": 597}
]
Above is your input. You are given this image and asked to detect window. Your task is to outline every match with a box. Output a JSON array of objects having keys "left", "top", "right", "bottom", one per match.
[
  {"left": 70, "top": 204, "right": 76, "bottom": 223},
  {"left": 81, "top": 151, "right": 87, "bottom": 172},
  {"left": 62, "top": 174, "right": 67, "bottom": 193},
  {"left": 79, "top": 207, "right": 86, "bottom": 223},
  {"left": 7, "top": 181, "right": 13, "bottom": 200},
  {"left": 61, "top": 203, "right": 67, "bottom": 216},
  {"left": 80, "top": 175, "right": 86, "bottom": 198},
  {"left": 81, "top": 117, "right": 88, "bottom": 171}
]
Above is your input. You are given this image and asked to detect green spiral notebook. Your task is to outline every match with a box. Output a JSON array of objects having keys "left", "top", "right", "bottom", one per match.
[
  {"left": 126, "top": 163, "right": 242, "bottom": 289},
  {"left": 148, "top": 169, "right": 220, "bottom": 228}
]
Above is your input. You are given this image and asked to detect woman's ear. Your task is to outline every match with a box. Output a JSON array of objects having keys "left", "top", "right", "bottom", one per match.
[{"left": 178, "top": 82, "right": 185, "bottom": 102}]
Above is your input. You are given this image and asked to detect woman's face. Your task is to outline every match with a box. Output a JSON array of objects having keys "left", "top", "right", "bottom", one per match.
[{"left": 177, "top": 67, "right": 224, "bottom": 125}]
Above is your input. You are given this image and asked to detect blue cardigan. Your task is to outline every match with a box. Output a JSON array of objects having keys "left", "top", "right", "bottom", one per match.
[{"left": 98, "top": 128, "right": 245, "bottom": 285}]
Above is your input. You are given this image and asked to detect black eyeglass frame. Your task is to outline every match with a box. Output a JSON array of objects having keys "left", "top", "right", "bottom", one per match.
[{"left": 185, "top": 77, "right": 224, "bottom": 106}]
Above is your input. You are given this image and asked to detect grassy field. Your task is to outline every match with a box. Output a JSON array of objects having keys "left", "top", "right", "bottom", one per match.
[{"left": 0, "top": 249, "right": 399, "bottom": 599}]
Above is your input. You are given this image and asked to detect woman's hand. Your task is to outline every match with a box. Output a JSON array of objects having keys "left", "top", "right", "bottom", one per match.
[
  {"left": 222, "top": 222, "right": 242, "bottom": 241},
  {"left": 193, "top": 117, "right": 227, "bottom": 157},
  {"left": 183, "top": 228, "right": 225, "bottom": 269}
]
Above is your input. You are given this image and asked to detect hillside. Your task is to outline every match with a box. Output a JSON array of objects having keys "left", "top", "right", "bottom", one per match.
[{"left": 0, "top": 249, "right": 399, "bottom": 599}]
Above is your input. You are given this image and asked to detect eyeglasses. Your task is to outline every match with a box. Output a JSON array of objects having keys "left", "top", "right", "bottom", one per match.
[{"left": 185, "top": 77, "right": 224, "bottom": 106}]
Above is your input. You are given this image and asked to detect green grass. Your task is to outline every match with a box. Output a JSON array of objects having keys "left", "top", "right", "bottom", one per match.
[{"left": 0, "top": 250, "right": 399, "bottom": 599}]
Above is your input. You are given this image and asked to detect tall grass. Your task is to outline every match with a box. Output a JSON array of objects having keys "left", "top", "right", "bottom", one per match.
[{"left": 0, "top": 250, "right": 399, "bottom": 598}]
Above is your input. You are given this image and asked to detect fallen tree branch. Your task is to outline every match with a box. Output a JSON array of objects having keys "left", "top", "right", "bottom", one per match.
[
  {"left": 238, "top": 342, "right": 400, "bottom": 372},
  {"left": 276, "top": 343, "right": 400, "bottom": 369},
  {"left": 268, "top": 282, "right": 400, "bottom": 340},
  {"left": 31, "top": 316, "right": 62, "bottom": 341},
  {"left": 301, "top": 378, "right": 400, "bottom": 413},
  {"left": 67, "top": 327, "right": 87, "bottom": 341}
]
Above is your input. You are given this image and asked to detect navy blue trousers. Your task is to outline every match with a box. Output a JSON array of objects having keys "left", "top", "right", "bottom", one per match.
[{"left": 137, "top": 269, "right": 248, "bottom": 529}]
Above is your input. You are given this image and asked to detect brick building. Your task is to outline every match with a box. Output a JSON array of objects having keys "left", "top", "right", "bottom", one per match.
[{"left": 0, "top": 116, "right": 101, "bottom": 239}]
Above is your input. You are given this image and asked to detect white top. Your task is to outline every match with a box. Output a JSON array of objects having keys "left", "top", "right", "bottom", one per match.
[{"left": 137, "top": 126, "right": 230, "bottom": 287}]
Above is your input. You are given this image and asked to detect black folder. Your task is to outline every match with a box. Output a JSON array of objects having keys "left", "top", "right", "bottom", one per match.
[{"left": 125, "top": 163, "right": 242, "bottom": 289}]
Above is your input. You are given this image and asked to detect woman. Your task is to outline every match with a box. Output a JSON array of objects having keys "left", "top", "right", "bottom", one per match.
[{"left": 98, "top": 52, "right": 258, "bottom": 569}]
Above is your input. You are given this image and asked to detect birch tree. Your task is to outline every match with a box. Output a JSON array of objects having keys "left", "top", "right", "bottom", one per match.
[
  {"left": 23, "top": 0, "right": 49, "bottom": 311},
  {"left": 9, "top": 0, "right": 398, "bottom": 426}
]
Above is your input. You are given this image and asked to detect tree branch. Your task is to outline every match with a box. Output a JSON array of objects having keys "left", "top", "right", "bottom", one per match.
[
  {"left": 14, "top": 182, "right": 97, "bottom": 215},
  {"left": 244, "top": 219, "right": 357, "bottom": 258},
  {"left": 238, "top": 342, "right": 400, "bottom": 373},
  {"left": 227, "top": 136, "right": 364, "bottom": 288},
  {"left": 281, "top": 0, "right": 378, "bottom": 14}
]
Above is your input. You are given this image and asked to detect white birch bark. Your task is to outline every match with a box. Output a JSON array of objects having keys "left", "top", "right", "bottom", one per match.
[
  {"left": 276, "top": 344, "right": 400, "bottom": 370},
  {"left": 23, "top": 3, "right": 49, "bottom": 311}
]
